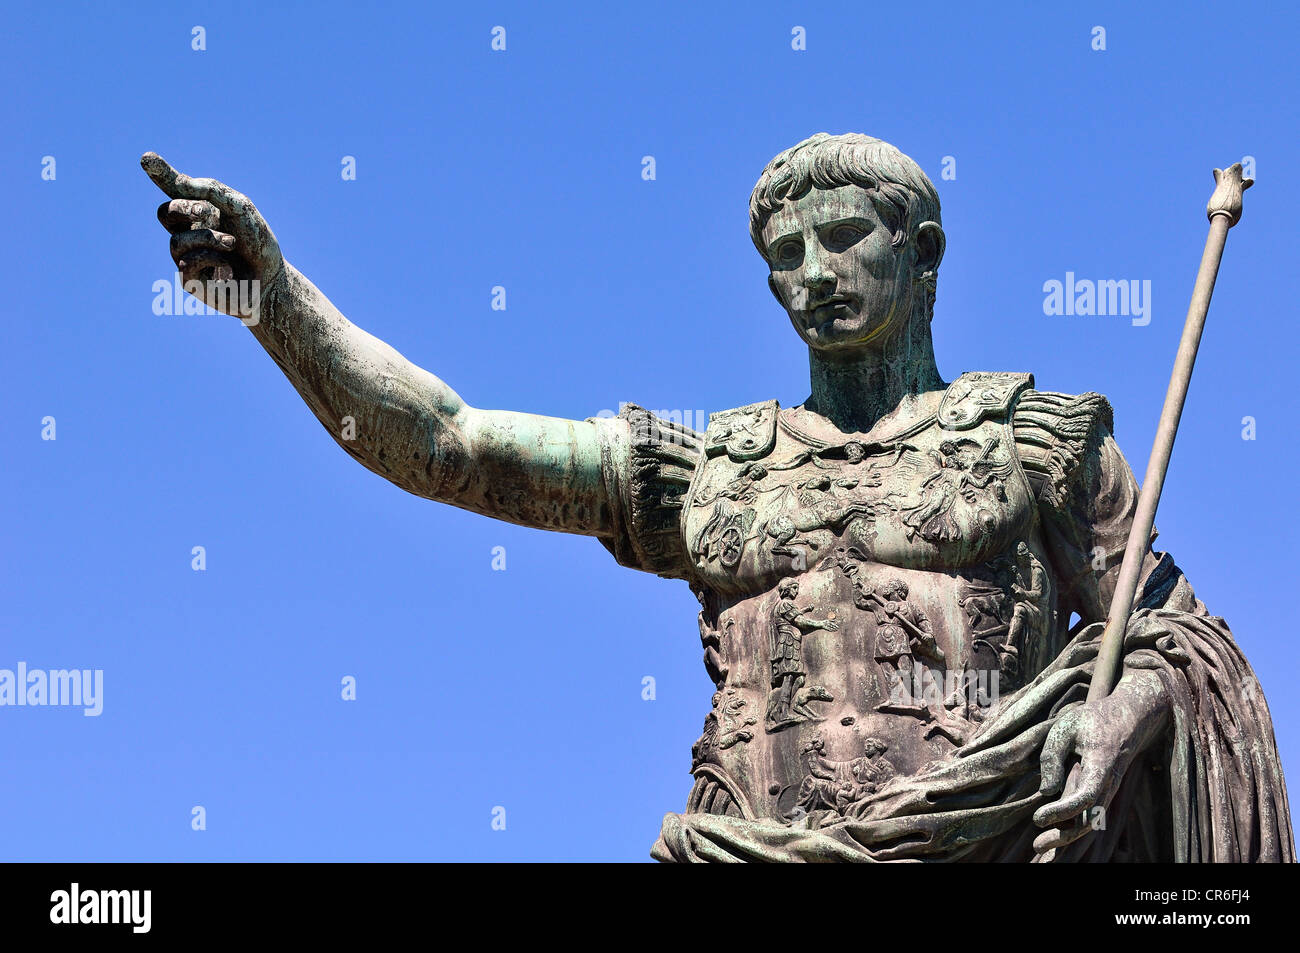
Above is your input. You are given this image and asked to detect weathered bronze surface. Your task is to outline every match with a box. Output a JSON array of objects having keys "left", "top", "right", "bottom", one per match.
[{"left": 142, "top": 134, "right": 1294, "bottom": 862}]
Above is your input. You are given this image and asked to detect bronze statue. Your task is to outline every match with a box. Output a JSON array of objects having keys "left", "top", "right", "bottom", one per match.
[{"left": 142, "top": 133, "right": 1293, "bottom": 862}]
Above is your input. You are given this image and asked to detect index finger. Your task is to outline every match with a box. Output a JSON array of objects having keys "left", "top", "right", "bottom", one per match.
[
  {"left": 140, "top": 152, "right": 254, "bottom": 219},
  {"left": 141, "top": 152, "right": 202, "bottom": 199}
]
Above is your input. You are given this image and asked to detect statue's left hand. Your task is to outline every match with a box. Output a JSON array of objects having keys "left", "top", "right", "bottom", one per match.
[{"left": 1030, "top": 667, "right": 1171, "bottom": 859}]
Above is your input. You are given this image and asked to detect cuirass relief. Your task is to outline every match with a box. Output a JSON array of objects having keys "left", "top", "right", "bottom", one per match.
[{"left": 683, "top": 397, "right": 1058, "bottom": 823}]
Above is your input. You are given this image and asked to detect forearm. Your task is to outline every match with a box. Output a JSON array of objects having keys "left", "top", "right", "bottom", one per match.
[
  {"left": 250, "top": 265, "right": 614, "bottom": 535},
  {"left": 252, "top": 263, "right": 472, "bottom": 499}
]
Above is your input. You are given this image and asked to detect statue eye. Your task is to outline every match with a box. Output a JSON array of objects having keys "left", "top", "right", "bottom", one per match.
[
  {"left": 774, "top": 239, "right": 803, "bottom": 264},
  {"left": 828, "top": 224, "right": 865, "bottom": 247}
]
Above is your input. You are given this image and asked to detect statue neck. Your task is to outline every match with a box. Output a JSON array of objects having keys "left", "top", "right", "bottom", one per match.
[{"left": 803, "top": 317, "right": 944, "bottom": 434}]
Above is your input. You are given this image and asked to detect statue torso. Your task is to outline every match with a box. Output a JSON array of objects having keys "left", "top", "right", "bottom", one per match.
[{"left": 681, "top": 374, "right": 1062, "bottom": 823}]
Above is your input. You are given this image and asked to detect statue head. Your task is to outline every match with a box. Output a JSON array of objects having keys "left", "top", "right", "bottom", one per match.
[
  {"left": 883, "top": 578, "right": 909, "bottom": 601},
  {"left": 862, "top": 737, "right": 888, "bottom": 757},
  {"left": 749, "top": 133, "right": 945, "bottom": 355},
  {"left": 778, "top": 579, "right": 799, "bottom": 598}
]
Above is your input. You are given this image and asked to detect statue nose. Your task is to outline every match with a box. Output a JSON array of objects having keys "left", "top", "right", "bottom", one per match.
[{"left": 802, "top": 259, "right": 836, "bottom": 294}]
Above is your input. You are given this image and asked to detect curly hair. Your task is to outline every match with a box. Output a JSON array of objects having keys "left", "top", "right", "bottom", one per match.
[{"left": 882, "top": 578, "right": 910, "bottom": 601}]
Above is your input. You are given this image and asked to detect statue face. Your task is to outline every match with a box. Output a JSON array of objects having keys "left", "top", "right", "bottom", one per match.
[{"left": 762, "top": 184, "right": 913, "bottom": 354}]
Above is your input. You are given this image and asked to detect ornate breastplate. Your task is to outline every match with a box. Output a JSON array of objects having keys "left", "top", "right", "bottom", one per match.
[
  {"left": 681, "top": 374, "right": 1060, "bottom": 825},
  {"left": 684, "top": 374, "right": 1038, "bottom": 591}
]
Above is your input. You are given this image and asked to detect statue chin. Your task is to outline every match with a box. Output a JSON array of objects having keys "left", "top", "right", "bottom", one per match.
[{"left": 795, "top": 311, "right": 894, "bottom": 354}]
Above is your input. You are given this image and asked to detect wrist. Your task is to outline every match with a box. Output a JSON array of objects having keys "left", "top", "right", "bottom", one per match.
[
  {"left": 248, "top": 262, "right": 300, "bottom": 334},
  {"left": 1110, "top": 667, "right": 1172, "bottom": 737}
]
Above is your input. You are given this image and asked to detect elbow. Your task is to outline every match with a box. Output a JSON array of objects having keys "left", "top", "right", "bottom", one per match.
[{"left": 327, "top": 404, "right": 473, "bottom": 503}]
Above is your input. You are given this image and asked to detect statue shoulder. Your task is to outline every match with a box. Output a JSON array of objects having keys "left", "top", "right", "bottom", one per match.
[
  {"left": 593, "top": 404, "right": 704, "bottom": 580},
  {"left": 1009, "top": 382, "right": 1116, "bottom": 504},
  {"left": 935, "top": 371, "right": 1116, "bottom": 503}
]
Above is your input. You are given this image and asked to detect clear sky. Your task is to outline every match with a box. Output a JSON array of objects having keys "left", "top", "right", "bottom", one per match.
[{"left": 2, "top": 1, "right": 1295, "bottom": 860}]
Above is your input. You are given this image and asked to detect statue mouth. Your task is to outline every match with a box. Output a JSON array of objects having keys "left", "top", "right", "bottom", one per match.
[
  {"left": 808, "top": 294, "right": 857, "bottom": 315},
  {"left": 803, "top": 296, "right": 861, "bottom": 335}
]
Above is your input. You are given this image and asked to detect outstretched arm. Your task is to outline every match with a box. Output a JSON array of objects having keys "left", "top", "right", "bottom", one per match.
[{"left": 142, "top": 153, "right": 616, "bottom": 535}]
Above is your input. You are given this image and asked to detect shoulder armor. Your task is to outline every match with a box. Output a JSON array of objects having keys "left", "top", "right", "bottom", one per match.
[
  {"left": 938, "top": 371, "right": 1035, "bottom": 430},
  {"left": 704, "top": 400, "right": 779, "bottom": 460},
  {"left": 593, "top": 404, "right": 703, "bottom": 581},
  {"left": 1012, "top": 388, "right": 1115, "bottom": 504}
]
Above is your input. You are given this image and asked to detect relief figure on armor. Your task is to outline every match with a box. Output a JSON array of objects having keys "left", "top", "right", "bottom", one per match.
[
  {"left": 1004, "top": 541, "right": 1048, "bottom": 679},
  {"left": 141, "top": 131, "right": 1292, "bottom": 863},
  {"left": 765, "top": 579, "right": 840, "bottom": 731},
  {"left": 692, "top": 687, "right": 759, "bottom": 771},
  {"left": 899, "top": 436, "right": 1013, "bottom": 542},
  {"left": 794, "top": 733, "right": 897, "bottom": 822},
  {"left": 863, "top": 577, "right": 943, "bottom": 713},
  {"left": 956, "top": 541, "right": 1050, "bottom": 692}
]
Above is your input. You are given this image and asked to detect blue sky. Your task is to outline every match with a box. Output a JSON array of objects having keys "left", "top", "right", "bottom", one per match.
[{"left": 2, "top": 1, "right": 1295, "bottom": 860}]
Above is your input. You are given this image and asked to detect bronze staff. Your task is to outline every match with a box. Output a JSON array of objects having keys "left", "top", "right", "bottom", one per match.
[{"left": 1089, "top": 163, "right": 1253, "bottom": 703}]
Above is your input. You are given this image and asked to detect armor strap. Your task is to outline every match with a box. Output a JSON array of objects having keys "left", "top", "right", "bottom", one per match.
[
  {"left": 704, "top": 399, "right": 780, "bottom": 460},
  {"left": 938, "top": 371, "right": 1035, "bottom": 431}
]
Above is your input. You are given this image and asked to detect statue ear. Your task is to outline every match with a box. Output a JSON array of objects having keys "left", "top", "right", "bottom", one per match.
[{"left": 913, "top": 221, "right": 945, "bottom": 277}]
